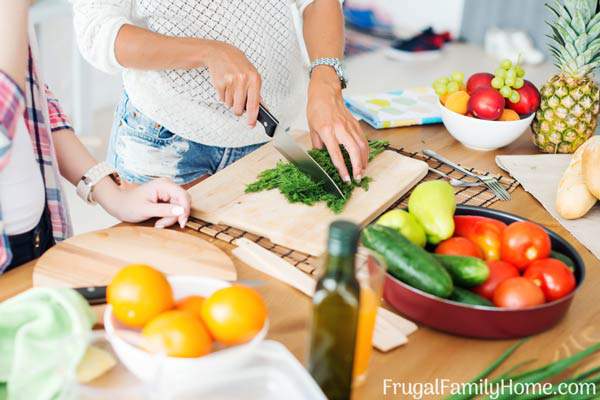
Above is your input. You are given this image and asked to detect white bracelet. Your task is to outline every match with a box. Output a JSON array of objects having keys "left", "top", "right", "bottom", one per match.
[{"left": 76, "top": 162, "right": 121, "bottom": 205}]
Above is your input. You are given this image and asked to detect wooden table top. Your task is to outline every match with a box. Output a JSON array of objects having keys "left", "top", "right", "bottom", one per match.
[{"left": 2, "top": 123, "right": 599, "bottom": 399}]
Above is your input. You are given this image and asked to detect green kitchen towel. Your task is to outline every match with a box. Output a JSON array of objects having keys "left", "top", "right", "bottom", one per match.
[{"left": 0, "top": 288, "right": 95, "bottom": 400}]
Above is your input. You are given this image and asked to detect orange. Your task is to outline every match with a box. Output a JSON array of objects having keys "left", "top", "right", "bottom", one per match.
[
  {"left": 445, "top": 90, "right": 470, "bottom": 115},
  {"left": 499, "top": 109, "right": 520, "bottom": 121},
  {"left": 175, "top": 295, "right": 205, "bottom": 320},
  {"left": 201, "top": 286, "right": 267, "bottom": 346},
  {"left": 440, "top": 93, "right": 449, "bottom": 105},
  {"left": 142, "top": 310, "right": 213, "bottom": 358},
  {"left": 107, "top": 264, "right": 174, "bottom": 328}
]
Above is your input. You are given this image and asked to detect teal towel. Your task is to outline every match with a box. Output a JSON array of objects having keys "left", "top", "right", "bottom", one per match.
[{"left": 0, "top": 288, "right": 96, "bottom": 400}]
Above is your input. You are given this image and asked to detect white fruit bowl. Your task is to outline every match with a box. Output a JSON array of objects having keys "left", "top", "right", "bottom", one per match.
[
  {"left": 104, "top": 276, "right": 269, "bottom": 383},
  {"left": 439, "top": 101, "right": 535, "bottom": 151}
]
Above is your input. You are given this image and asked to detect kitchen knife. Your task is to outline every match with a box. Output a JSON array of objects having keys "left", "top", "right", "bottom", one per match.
[
  {"left": 257, "top": 104, "right": 346, "bottom": 199},
  {"left": 74, "top": 286, "right": 107, "bottom": 306},
  {"left": 72, "top": 280, "right": 266, "bottom": 306}
]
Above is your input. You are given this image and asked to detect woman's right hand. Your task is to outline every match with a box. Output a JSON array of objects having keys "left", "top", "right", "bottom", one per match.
[{"left": 204, "top": 41, "right": 262, "bottom": 128}]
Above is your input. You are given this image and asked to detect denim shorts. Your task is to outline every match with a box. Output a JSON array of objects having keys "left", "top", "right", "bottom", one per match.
[{"left": 106, "top": 92, "right": 265, "bottom": 185}]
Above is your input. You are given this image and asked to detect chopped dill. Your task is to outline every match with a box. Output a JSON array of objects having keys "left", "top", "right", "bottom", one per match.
[{"left": 245, "top": 140, "right": 388, "bottom": 213}]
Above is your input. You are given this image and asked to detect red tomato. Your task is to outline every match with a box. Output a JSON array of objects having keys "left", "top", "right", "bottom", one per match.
[
  {"left": 523, "top": 259, "right": 576, "bottom": 302},
  {"left": 500, "top": 222, "right": 551, "bottom": 269},
  {"left": 493, "top": 277, "right": 545, "bottom": 308},
  {"left": 435, "top": 237, "right": 484, "bottom": 258},
  {"left": 454, "top": 216, "right": 507, "bottom": 261},
  {"left": 473, "top": 261, "right": 520, "bottom": 300}
]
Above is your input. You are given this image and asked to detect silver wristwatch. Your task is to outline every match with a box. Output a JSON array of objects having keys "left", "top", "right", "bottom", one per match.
[
  {"left": 76, "top": 162, "right": 122, "bottom": 204},
  {"left": 309, "top": 57, "right": 348, "bottom": 89}
]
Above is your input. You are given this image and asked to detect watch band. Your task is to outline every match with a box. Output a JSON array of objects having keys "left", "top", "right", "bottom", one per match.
[
  {"left": 76, "top": 162, "right": 121, "bottom": 205},
  {"left": 309, "top": 57, "right": 348, "bottom": 89}
]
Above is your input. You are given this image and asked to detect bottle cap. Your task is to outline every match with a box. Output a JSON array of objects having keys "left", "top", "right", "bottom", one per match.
[{"left": 327, "top": 220, "right": 360, "bottom": 256}]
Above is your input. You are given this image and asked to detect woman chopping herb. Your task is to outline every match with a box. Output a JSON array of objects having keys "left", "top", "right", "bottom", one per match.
[
  {"left": 0, "top": 2, "right": 191, "bottom": 272},
  {"left": 70, "top": 0, "right": 368, "bottom": 186}
]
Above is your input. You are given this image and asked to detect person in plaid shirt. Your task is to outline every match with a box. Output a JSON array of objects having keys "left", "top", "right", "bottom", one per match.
[{"left": 0, "top": 2, "right": 191, "bottom": 272}]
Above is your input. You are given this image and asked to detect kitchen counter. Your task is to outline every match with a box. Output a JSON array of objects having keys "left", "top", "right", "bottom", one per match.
[{"left": 2, "top": 47, "right": 599, "bottom": 399}]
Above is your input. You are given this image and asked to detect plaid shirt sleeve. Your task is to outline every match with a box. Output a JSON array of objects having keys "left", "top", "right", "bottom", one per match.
[
  {"left": 0, "top": 71, "right": 26, "bottom": 171},
  {"left": 45, "top": 85, "right": 73, "bottom": 132}
]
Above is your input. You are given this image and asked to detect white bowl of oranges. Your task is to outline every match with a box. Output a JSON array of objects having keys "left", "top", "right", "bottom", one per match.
[
  {"left": 104, "top": 264, "right": 268, "bottom": 383},
  {"left": 433, "top": 62, "right": 540, "bottom": 151}
]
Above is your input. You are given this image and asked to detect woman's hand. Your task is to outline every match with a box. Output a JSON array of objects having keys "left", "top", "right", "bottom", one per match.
[
  {"left": 204, "top": 41, "right": 262, "bottom": 128},
  {"left": 95, "top": 178, "right": 191, "bottom": 229},
  {"left": 307, "top": 67, "right": 369, "bottom": 182}
]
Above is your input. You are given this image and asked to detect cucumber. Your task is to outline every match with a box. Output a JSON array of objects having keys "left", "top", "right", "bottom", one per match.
[
  {"left": 450, "top": 287, "right": 494, "bottom": 307},
  {"left": 362, "top": 225, "right": 453, "bottom": 298},
  {"left": 551, "top": 250, "right": 576, "bottom": 271},
  {"left": 434, "top": 254, "right": 489, "bottom": 287}
]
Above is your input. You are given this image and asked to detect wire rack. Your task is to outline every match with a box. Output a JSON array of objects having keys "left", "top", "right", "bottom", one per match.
[{"left": 186, "top": 148, "right": 519, "bottom": 275}]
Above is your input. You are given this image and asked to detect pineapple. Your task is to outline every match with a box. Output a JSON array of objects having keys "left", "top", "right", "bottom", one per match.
[{"left": 532, "top": 0, "right": 600, "bottom": 154}]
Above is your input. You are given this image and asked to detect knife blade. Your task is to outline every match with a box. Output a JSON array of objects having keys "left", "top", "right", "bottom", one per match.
[
  {"left": 257, "top": 104, "right": 346, "bottom": 199},
  {"left": 72, "top": 280, "right": 266, "bottom": 306},
  {"left": 74, "top": 286, "right": 107, "bottom": 306}
]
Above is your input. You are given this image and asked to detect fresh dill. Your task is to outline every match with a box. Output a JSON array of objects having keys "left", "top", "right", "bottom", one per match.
[{"left": 245, "top": 140, "right": 388, "bottom": 213}]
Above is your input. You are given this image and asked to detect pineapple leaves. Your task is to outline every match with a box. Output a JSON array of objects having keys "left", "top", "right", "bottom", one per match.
[
  {"left": 571, "top": 6, "right": 587, "bottom": 34},
  {"left": 547, "top": 23, "right": 566, "bottom": 47},
  {"left": 576, "top": 0, "right": 595, "bottom": 22},
  {"left": 546, "top": 0, "right": 600, "bottom": 73},
  {"left": 581, "top": 37, "right": 600, "bottom": 63},
  {"left": 545, "top": 1, "right": 562, "bottom": 18},
  {"left": 575, "top": 33, "right": 589, "bottom": 53},
  {"left": 564, "top": 0, "right": 580, "bottom": 20}
]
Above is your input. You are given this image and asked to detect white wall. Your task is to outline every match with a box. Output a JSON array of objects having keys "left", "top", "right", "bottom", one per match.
[{"left": 34, "top": 9, "right": 122, "bottom": 133}]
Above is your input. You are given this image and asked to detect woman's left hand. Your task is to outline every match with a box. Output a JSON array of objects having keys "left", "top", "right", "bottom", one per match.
[
  {"left": 97, "top": 178, "right": 191, "bottom": 229},
  {"left": 306, "top": 68, "right": 369, "bottom": 183}
]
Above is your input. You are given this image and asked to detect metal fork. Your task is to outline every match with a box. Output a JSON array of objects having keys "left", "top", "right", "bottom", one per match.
[
  {"left": 428, "top": 167, "right": 484, "bottom": 188},
  {"left": 423, "top": 149, "right": 511, "bottom": 201}
]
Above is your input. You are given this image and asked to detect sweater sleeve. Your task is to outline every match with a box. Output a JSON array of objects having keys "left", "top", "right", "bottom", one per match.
[
  {"left": 0, "top": 71, "right": 25, "bottom": 171},
  {"left": 295, "top": 0, "right": 344, "bottom": 15},
  {"left": 70, "top": 0, "right": 133, "bottom": 75}
]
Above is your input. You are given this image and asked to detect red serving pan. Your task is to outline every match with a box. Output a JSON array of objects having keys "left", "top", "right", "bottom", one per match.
[{"left": 383, "top": 205, "right": 585, "bottom": 339}]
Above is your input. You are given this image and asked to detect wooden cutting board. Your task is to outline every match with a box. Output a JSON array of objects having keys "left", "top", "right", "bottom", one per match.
[
  {"left": 189, "top": 131, "right": 428, "bottom": 256},
  {"left": 33, "top": 226, "right": 237, "bottom": 288}
]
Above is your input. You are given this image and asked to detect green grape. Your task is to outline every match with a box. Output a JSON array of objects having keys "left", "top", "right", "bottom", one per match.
[
  {"left": 500, "top": 59, "right": 513, "bottom": 69},
  {"left": 509, "top": 90, "right": 521, "bottom": 104},
  {"left": 505, "top": 68, "right": 516, "bottom": 80},
  {"left": 491, "top": 77, "right": 504, "bottom": 89},
  {"left": 494, "top": 68, "right": 506, "bottom": 78},
  {"left": 435, "top": 77, "right": 449, "bottom": 86},
  {"left": 514, "top": 78, "right": 524, "bottom": 89},
  {"left": 434, "top": 82, "right": 447, "bottom": 95},
  {"left": 515, "top": 66, "right": 525, "bottom": 78},
  {"left": 500, "top": 86, "right": 512, "bottom": 98},
  {"left": 451, "top": 71, "right": 465, "bottom": 82},
  {"left": 447, "top": 81, "right": 460, "bottom": 93},
  {"left": 505, "top": 76, "right": 516, "bottom": 87}
]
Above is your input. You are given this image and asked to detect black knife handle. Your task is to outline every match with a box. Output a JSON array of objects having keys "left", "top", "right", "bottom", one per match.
[
  {"left": 257, "top": 104, "right": 279, "bottom": 137},
  {"left": 75, "top": 286, "right": 107, "bottom": 306}
]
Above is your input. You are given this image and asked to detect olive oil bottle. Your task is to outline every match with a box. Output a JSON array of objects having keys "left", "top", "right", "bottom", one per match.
[{"left": 308, "top": 220, "right": 361, "bottom": 400}]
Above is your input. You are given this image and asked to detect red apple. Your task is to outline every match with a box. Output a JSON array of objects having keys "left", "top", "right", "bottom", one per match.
[
  {"left": 466, "top": 73, "right": 494, "bottom": 95},
  {"left": 468, "top": 88, "right": 505, "bottom": 120},
  {"left": 507, "top": 80, "right": 541, "bottom": 116}
]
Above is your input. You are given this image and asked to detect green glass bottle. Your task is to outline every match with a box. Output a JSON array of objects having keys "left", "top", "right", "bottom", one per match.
[{"left": 308, "top": 220, "right": 361, "bottom": 400}]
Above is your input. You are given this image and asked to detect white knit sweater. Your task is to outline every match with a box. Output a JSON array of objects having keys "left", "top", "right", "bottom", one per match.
[{"left": 71, "top": 0, "right": 329, "bottom": 147}]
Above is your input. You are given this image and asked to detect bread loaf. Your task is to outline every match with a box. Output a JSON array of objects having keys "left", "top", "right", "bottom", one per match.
[
  {"left": 556, "top": 140, "right": 597, "bottom": 219},
  {"left": 582, "top": 136, "right": 600, "bottom": 199}
]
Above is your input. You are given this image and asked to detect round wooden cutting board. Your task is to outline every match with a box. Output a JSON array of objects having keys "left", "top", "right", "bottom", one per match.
[{"left": 33, "top": 226, "right": 237, "bottom": 288}]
